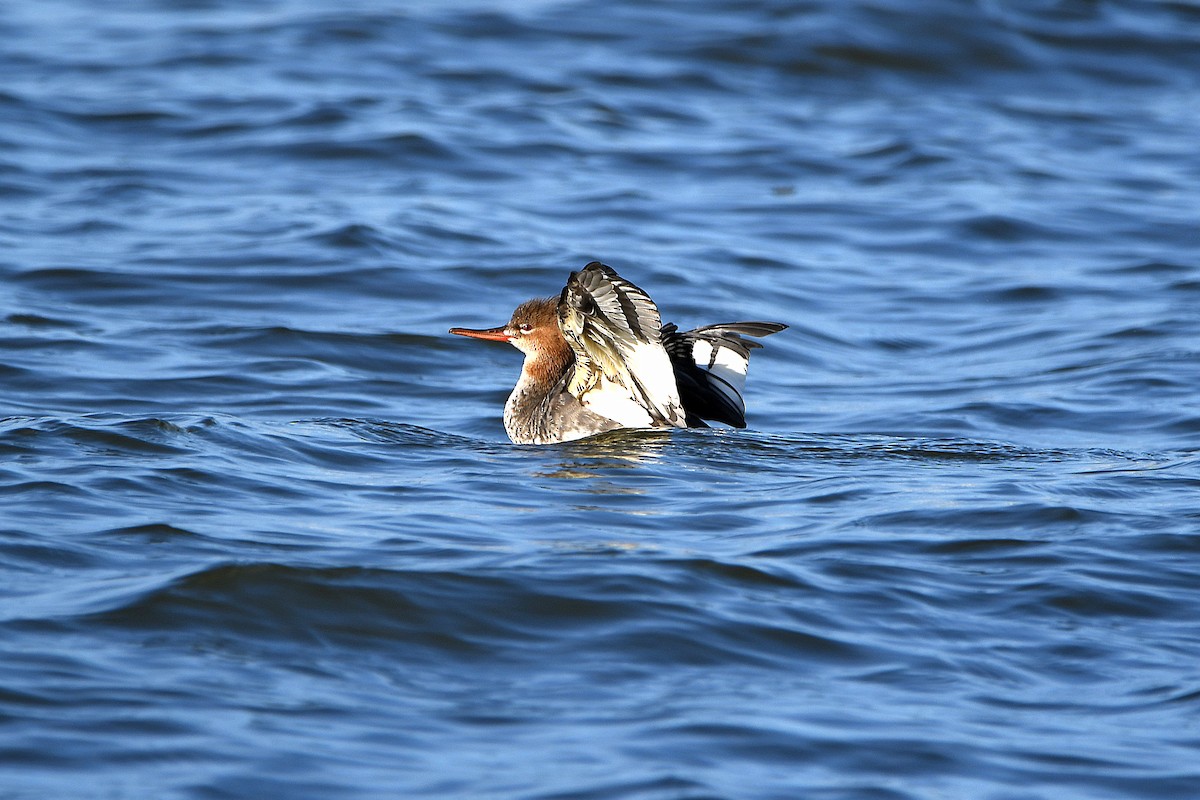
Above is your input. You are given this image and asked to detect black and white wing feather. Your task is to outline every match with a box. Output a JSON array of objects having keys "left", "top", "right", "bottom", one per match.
[
  {"left": 557, "top": 262, "right": 687, "bottom": 428},
  {"left": 662, "top": 321, "right": 787, "bottom": 428}
]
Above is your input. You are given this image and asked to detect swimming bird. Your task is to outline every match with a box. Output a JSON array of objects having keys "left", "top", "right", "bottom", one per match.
[{"left": 449, "top": 261, "right": 786, "bottom": 444}]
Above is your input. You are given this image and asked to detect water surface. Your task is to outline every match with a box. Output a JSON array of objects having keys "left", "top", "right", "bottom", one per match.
[{"left": 2, "top": 1, "right": 1200, "bottom": 798}]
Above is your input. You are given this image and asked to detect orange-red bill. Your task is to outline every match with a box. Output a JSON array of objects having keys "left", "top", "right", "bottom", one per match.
[{"left": 449, "top": 325, "right": 511, "bottom": 342}]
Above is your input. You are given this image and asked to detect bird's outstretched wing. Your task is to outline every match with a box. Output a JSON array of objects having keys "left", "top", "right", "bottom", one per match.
[
  {"left": 662, "top": 321, "right": 788, "bottom": 428},
  {"left": 557, "top": 262, "right": 687, "bottom": 428}
]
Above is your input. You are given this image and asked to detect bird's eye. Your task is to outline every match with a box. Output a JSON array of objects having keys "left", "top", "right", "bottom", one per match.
[{"left": 518, "top": 323, "right": 533, "bottom": 333}]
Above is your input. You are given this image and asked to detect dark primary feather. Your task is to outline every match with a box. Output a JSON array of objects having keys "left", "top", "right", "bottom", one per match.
[{"left": 559, "top": 262, "right": 662, "bottom": 349}]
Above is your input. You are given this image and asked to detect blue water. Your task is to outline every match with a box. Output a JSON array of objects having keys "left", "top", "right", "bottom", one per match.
[{"left": 3, "top": 1, "right": 1200, "bottom": 798}]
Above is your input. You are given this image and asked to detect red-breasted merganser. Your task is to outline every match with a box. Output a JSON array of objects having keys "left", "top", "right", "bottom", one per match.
[{"left": 450, "top": 261, "right": 786, "bottom": 444}]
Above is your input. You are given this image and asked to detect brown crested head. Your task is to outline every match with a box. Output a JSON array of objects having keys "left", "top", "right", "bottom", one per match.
[
  {"left": 451, "top": 296, "right": 567, "bottom": 355},
  {"left": 449, "top": 296, "right": 554, "bottom": 344},
  {"left": 509, "top": 297, "right": 558, "bottom": 335},
  {"left": 505, "top": 296, "right": 571, "bottom": 382},
  {"left": 506, "top": 296, "right": 568, "bottom": 356}
]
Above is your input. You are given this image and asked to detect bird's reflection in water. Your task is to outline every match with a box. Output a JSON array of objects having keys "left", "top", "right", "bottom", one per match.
[{"left": 533, "top": 428, "right": 671, "bottom": 487}]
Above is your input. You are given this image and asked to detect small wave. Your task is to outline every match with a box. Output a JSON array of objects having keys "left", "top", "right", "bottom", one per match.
[
  {"left": 708, "top": 430, "right": 1134, "bottom": 467},
  {"left": 78, "top": 558, "right": 868, "bottom": 671},
  {"left": 310, "top": 417, "right": 480, "bottom": 448},
  {"left": 0, "top": 415, "right": 207, "bottom": 457},
  {"left": 101, "top": 522, "right": 204, "bottom": 540},
  {"left": 303, "top": 222, "right": 401, "bottom": 251},
  {"left": 216, "top": 131, "right": 463, "bottom": 167},
  {"left": 955, "top": 213, "right": 1078, "bottom": 243}
]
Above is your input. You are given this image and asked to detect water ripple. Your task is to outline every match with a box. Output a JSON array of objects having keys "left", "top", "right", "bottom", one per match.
[{"left": 3, "top": 0, "right": 1200, "bottom": 797}]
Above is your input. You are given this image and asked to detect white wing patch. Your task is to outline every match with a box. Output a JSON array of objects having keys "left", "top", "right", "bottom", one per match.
[
  {"left": 663, "top": 321, "right": 786, "bottom": 427},
  {"left": 620, "top": 339, "right": 683, "bottom": 423},
  {"left": 693, "top": 339, "right": 751, "bottom": 417},
  {"left": 578, "top": 377, "right": 656, "bottom": 428},
  {"left": 573, "top": 338, "right": 683, "bottom": 428}
]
